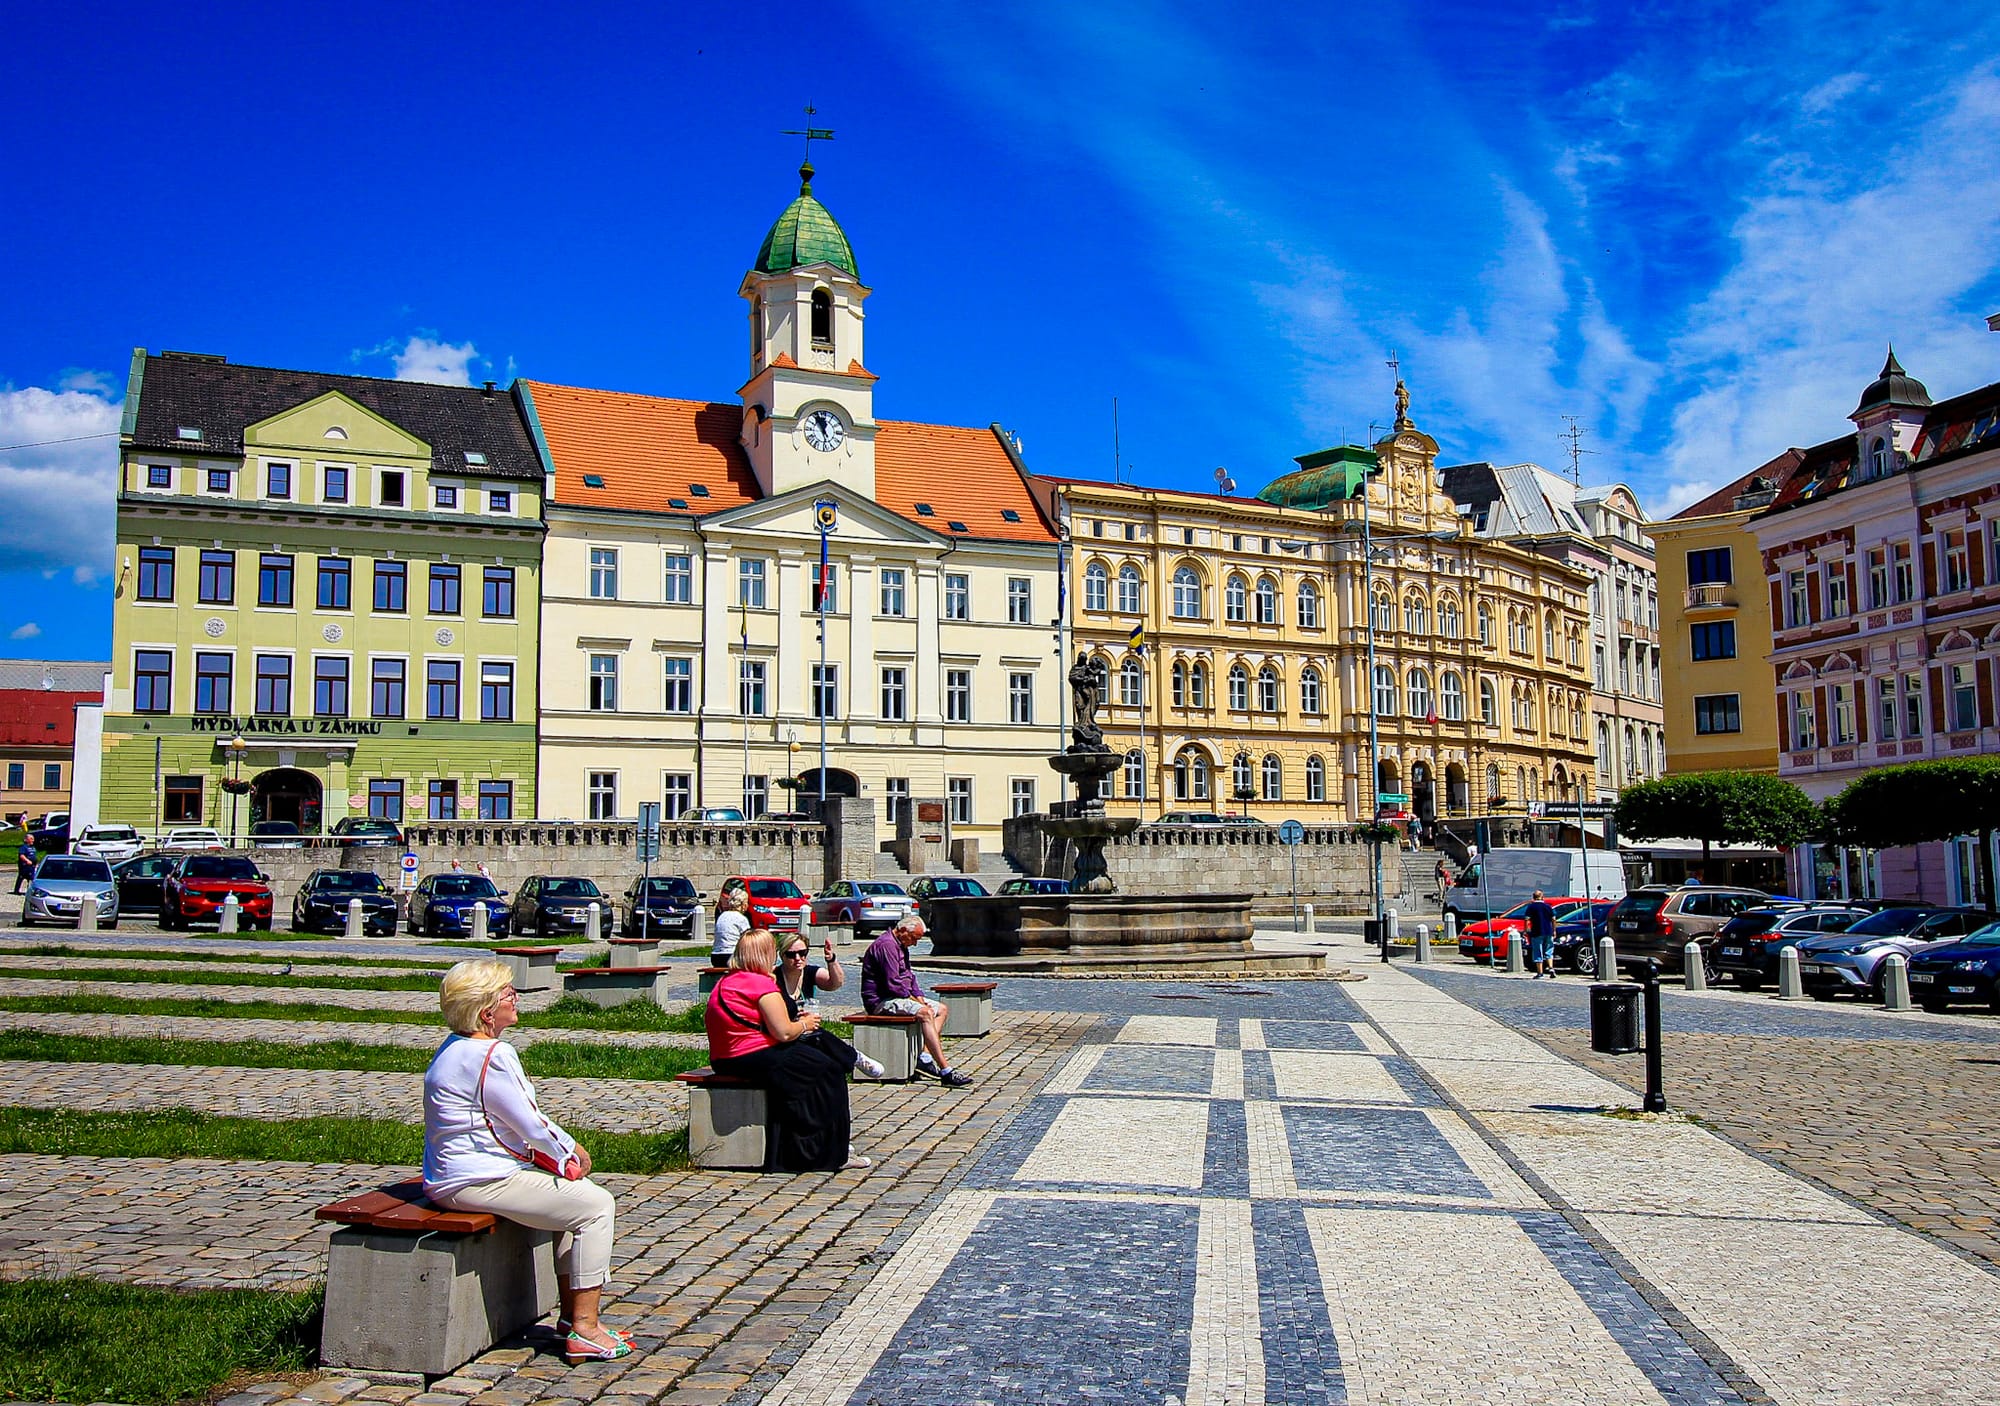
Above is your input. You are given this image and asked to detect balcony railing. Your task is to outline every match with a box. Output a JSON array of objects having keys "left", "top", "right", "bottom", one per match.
[{"left": 1684, "top": 583, "right": 1735, "bottom": 610}]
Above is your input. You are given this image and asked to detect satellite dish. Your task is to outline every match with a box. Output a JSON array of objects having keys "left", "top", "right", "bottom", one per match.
[{"left": 1214, "top": 467, "right": 1237, "bottom": 495}]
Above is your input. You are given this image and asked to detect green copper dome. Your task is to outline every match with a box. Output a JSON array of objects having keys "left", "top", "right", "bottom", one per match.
[
  {"left": 1259, "top": 445, "right": 1378, "bottom": 511},
  {"left": 754, "top": 162, "right": 858, "bottom": 278}
]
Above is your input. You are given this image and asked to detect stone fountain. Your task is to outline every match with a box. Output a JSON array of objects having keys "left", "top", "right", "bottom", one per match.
[{"left": 918, "top": 654, "right": 1323, "bottom": 975}]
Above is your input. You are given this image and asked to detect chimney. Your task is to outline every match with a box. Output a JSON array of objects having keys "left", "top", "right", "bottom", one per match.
[
  {"left": 481, "top": 380, "right": 496, "bottom": 400},
  {"left": 1732, "top": 474, "right": 1778, "bottom": 512}
]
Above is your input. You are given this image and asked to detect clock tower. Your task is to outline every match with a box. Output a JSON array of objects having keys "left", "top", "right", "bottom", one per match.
[{"left": 739, "top": 161, "right": 878, "bottom": 499}]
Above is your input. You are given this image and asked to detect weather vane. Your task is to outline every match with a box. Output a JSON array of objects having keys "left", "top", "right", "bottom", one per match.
[{"left": 781, "top": 104, "right": 835, "bottom": 164}]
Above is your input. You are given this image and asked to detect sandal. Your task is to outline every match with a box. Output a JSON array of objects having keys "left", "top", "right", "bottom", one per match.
[
  {"left": 558, "top": 1319, "right": 635, "bottom": 1345},
  {"left": 565, "top": 1328, "right": 633, "bottom": 1364}
]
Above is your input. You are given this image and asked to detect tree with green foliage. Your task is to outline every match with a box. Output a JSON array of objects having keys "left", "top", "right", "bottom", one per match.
[
  {"left": 1613, "top": 771, "right": 1818, "bottom": 873},
  {"left": 1822, "top": 757, "right": 2000, "bottom": 911}
]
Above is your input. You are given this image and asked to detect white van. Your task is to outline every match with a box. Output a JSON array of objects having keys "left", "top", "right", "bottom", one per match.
[{"left": 1446, "top": 847, "right": 1625, "bottom": 922}]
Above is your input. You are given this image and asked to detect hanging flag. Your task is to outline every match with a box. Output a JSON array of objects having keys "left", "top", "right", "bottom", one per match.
[
  {"left": 1425, "top": 706, "right": 1438, "bottom": 725},
  {"left": 1128, "top": 622, "right": 1145, "bottom": 655}
]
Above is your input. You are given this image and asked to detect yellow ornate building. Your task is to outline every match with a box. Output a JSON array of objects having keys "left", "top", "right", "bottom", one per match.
[{"left": 1030, "top": 394, "right": 1596, "bottom": 829}]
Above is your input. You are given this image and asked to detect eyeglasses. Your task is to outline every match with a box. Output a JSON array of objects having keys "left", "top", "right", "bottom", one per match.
[{"left": 782, "top": 948, "right": 809, "bottom": 960}]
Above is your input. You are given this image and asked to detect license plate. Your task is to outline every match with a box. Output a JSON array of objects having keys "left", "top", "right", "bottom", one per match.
[
  {"left": 1618, "top": 921, "right": 1638, "bottom": 931},
  {"left": 1910, "top": 973, "right": 1934, "bottom": 984},
  {"left": 1720, "top": 946, "right": 1742, "bottom": 957},
  {"left": 1949, "top": 985, "right": 1977, "bottom": 995},
  {"left": 1799, "top": 963, "right": 1824, "bottom": 975}
]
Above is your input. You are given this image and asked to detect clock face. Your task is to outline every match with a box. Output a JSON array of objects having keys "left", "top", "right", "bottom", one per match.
[{"left": 802, "top": 409, "right": 846, "bottom": 453}]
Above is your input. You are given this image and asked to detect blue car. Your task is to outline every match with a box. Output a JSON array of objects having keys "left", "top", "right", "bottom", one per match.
[
  {"left": 1552, "top": 899, "right": 1613, "bottom": 974},
  {"left": 408, "top": 873, "right": 510, "bottom": 938},
  {"left": 1905, "top": 922, "right": 2000, "bottom": 1012}
]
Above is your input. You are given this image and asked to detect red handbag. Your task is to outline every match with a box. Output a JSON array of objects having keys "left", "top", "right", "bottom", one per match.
[{"left": 477, "top": 1042, "right": 582, "bottom": 1179}]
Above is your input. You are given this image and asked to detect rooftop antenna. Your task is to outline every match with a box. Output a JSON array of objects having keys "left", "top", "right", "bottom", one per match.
[
  {"left": 1214, "top": 466, "right": 1237, "bottom": 495},
  {"left": 1559, "top": 415, "right": 1596, "bottom": 488},
  {"left": 780, "top": 104, "right": 835, "bottom": 175}
]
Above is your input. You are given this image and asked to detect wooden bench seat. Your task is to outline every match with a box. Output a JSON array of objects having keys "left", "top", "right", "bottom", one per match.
[
  {"left": 315, "top": 1178, "right": 555, "bottom": 1379},
  {"left": 847, "top": 1011, "right": 925, "bottom": 1081},
  {"left": 697, "top": 965, "right": 731, "bottom": 995},
  {"left": 492, "top": 945, "right": 562, "bottom": 993},
  {"left": 677, "top": 1066, "right": 775, "bottom": 1169},
  {"left": 931, "top": 981, "right": 997, "bottom": 1037}
]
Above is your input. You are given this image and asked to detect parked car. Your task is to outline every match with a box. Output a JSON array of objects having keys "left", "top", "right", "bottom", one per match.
[
  {"left": 1219, "top": 814, "right": 1271, "bottom": 828},
  {"left": 809, "top": 879, "right": 915, "bottom": 938},
  {"left": 293, "top": 869, "right": 399, "bottom": 935},
  {"left": 409, "top": 873, "right": 512, "bottom": 938},
  {"left": 331, "top": 817, "right": 403, "bottom": 847},
  {"left": 26, "top": 812, "right": 71, "bottom": 855},
  {"left": 1150, "top": 812, "right": 1225, "bottom": 826},
  {"left": 112, "top": 851, "right": 175, "bottom": 914},
  {"left": 1456, "top": 898, "right": 1592, "bottom": 964},
  {"left": 997, "top": 876, "right": 1070, "bottom": 896},
  {"left": 723, "top": 874, "right": 811, "bottom": 932},
  {"left": 1905, "top": 922, "right": 2000, "bottom": 1012},
  {"left": 511, "top": 875, "right": 605, "bottom": 938},
  {"left": 161, "top": 853, "right": 274, "bottom": 930},
  {"left": 20, "top": 854, "right": 118, "bottom": 928},
  {"left": 690, "top": 807, "right": 747, "bottom": 823},
  {"left": 249, "top": 820, "right": 306, "bottom": 849},
  {"left": 1711, "top": 906, "right": 1869, "bottom": 989},
  {"left": 1796, "top": 906, "right": 1993, "bottom": 999},
  {"left": 907, "top": 873, "right": 990, "bottom": 925},
  {"left": 1446, "top": 847, "right": 1625, "bottom": 923},
  {"left": 72, "top": 823, "right": 144, "bottom": 864},
  {"left": 1603, "top": 884, "right": 1770, "bottom": 977},
  {"left": 1553, "top": 899, "right": 1616, "bottom": 973},
  {"left": 159, "top": 827, "right": 225, "bottom": 851},
  {"left": 622, "top": 875, "right": 703, "bottom": 939}
]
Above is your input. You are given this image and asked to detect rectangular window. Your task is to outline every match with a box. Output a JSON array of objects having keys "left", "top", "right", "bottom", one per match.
[
  {"left": 886, "top": 777, "right": 910, "bottom": 824},
  {"left": 254, "top": 654, "right": 291, "bottom": 715},
  {"left": 1690, "top": 621, "right": 1737, "bottom": 660},
  {"left": 1007, "top": 577, "right": 1032, "bottom": 623},
  {"left": 193, "top": 652, "right": 232, "bottom": 713},
  {"left": 1945, "top": 531, "right": 1970, "bottom": 593},
  {"left": 944, "top": 572, "right": 969, "bottom": 620},
  {"left": 313, "top": 657, "right": 349, "bottom": 718},
  {"left": 147, "top": 464, "right": 173, "bottom": 489},
  {"left": 1786, "top": 570, "right": 1809, "bottom": 628},
  {"left": 482, "top": 567, "right": 516, "bottom": 619},
  {"left": 945, "top": 669, "right": 971, "bottom": 723},
  {"left": 4, "top": 762, "right": 21, "bottom": 789},
  {"left": 738, "top": 558, "right": 767, "bottom": 608},
  {"left": 1791, "top": 693, "right": 1817, "bottom": 751},
  {"left": 810, "top": 563, "right": 839, "bottom": 613},
  {"left": 1694, "top": 694, "right": 1742, "bottom": 735},
  {"left": 368, "top": 779, "right": 403, "bottom": 822},
  {"left": 371, "top": 659, "right": 406, "bottom": 719},
  {"left": 429, "top": 564, "right": 461, "bottom": 615},
  {"left": 1010, "top": 779, "right": 1036, "bottom": 817},
  {"left": 662, "top": 773, "right": 692, "bottom": 819},
  {"left": 487, "top": 488, "right": 512, "bottom": 515},
  {"left": 137, "top": 547, "right": 175, "bottom": 601},
  {"left": 1893, "top": 541, "right": 1914, "bottom": 603},
  {"left": 879, "top": 568, "right": 906, "bottom": 617},
  {"left": 1686, "top": 547, "right": 1732, "bottom": 585},
  {"left": 164, "top": 775, "right": 203, "bottom": 823},
  {"left": 373, "top": 561, "right": 407, "bottom": 613},
  {"left": 1008, "top": 671, "right": 1034, "bottom": 724},
  {"left": 1825, "top": 566, "right": 1849, "bottom": 619},
  {"left": 947, "top": 777, "right": 972, "bottom": 825},
  {"left": 587, "top": 771, "right": 617, "bottom": 821},
  {"left": 663, "top": 553, "right": 693, "bottom": 603},
  {"left": 258, "top": 553, "right": 294, "bottom": 607},
  {"left": 1904, "top": 673, "right": 1925, "bottom": 738},
  {"left": 811, "top": 663, "right": 838, "bottom": 719},
  {"left": 317, "top": 557, "right": 351, "bottom": 610},
  {"left": 434, "top": 484, "right": 459, "bottom": 511},
  {"left": 197, "top": 550, "right": 234, "bottom": 604},
  {"left": 1829, "top": 683, "right": 1854, "bottom": 745},
  {"left": 426, "top": 660, "right": 461, "bottom": 720},
  {"left": 379, "top": 470, "right": 405, "bottom": 508},
  {"left": 1951, "top": 663, "right": 1978, "bottom": 732},
  {"left": 588, "top": 655, "right": 619, "bottom": 711},
  {"left": 742, "top": 775, "right": 768, "bottom": 820},
  {"left": 881, "top": 667, "right": 907, "bottom": 720},
  {"left": 323, "top": 465, "right": 349, "bottom": 503},
  {"left": 428, "top": 779, "right": 458, "bottom": 821},
  {"left": 133, "top": 650, "right": 172, "bottom": 713},
  {"left": 1867, "top": 547, "right": 1889, "bottom": 610},
  {"left": 1878, "top": 678, "right": 1898, "bottom": 741},
  {"left": 662, "top": 657, "right": 693, "bottom": 713},
  {"left": 739, "top": 660, "right": 767, "bottom": 716},
  {"left": 589, "top": 547, "right": 619, "bottom": 600},
  {"left": 477, "top": 780, "right": 512, "bottom": 820},
  {"left": 480, "top": 662, "right": 514, "bottom": 722},
  {"left": 206, "top": 467, "right": 232, "bottom": 494}
]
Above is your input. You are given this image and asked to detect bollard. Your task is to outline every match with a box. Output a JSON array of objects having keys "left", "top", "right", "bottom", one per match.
[
  {"left": 1505, "top": 926, "right": 1525, "bottom": 975},
  {"left": 1442, "top": 911, "right": 1457, "bottom": 948},
  {"left": 1415, "top": 922, "right": 1431, "bottom": 964},
  {"left": 1683, "top": 940, "right": 1707, "bottom": 991},
  {"left": 1302, "top": 902, "right": 1316, "bottom": 935},
  {"left": 586, "top": 902, "right": 602, "bottom": 944},
  {"left": 693, "top": 907, "right": 707, "bottom": 952},
  {"left": 1777, "top": 943, "right": 1804, "bottom": 999},
  {"left": 80, "top": 895, "right": 99, "bottom": 933},
  {"left": 1882, "top": 952, "right": 1912, "bottom": 1011},
  {"left": 346, "top": 898, "right": 364, "bottom": 939},
  {"left": 471, "top": 901, "right": 489, "bottom": 943},
  {"left": 1386, "top": 910, "right": 1400, "bottom": 944},
  {"left": 220, "top": 892, "right": 240, "bottom": 933},
  {"left": 1597, "top": 935, "right": 1617, "bottom": 980}
]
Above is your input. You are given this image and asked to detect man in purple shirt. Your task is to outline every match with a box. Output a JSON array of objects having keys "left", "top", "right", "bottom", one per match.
[{"left": 861, "top": 916, "right": 971, "bottom": 1087}]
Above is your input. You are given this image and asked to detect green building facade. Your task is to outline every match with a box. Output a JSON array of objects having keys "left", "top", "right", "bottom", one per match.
[{"left": 103, "top": 352, "right": 545, "bottom": 837}]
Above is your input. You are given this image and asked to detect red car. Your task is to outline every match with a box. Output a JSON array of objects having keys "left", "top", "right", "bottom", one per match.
[
  {"left": 724, "top": 874, "right": 810, "bottom": 932},
  {"left": 1456, "top": 897, "right": 1591, "bottom": 963},
  {"left": 162, "top": 853, "right": 276, "bottom": 931}
]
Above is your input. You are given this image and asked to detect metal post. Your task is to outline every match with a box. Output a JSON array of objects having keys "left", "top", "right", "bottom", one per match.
[
  {"left": 471, "top": 901, "right": 489, "bottom": 943},
  {"left": 1363, "top": 478, "right": 1382, "bottom": 933},
  {"left": 1289, "top": 842, "right": 1299, "bottom": 931},
  {"left": 346, "top": 898, "right": 363, "bottom": 940},
  {"left": 1640, "top": 959, "right": 1667, "bottom": 1112},
  {"left": 819, "top": 510, "right": 831, "bottom": 813},
  {"left": 152, "top": 736, "right": 163, "bottom": 847}
]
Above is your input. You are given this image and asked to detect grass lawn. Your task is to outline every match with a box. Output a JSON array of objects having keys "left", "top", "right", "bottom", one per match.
[
  {"left": 0, "top": 943, "right": 449, "bottom": 971},
  {"left": 0, "top": 991, "right": 713, "bottom": 1031},
  {"left": 0, "top": 1107, "right": 690, "bottom": 1172},
  {"left": 0, "top": 1278, "right": 322, "bottom": 1406},
  {"left": 0, "top": 1029, "right": 708, "bottom": 1080},
  {"left": 2, "top": 964, "right": 443, "bottom": 993}
]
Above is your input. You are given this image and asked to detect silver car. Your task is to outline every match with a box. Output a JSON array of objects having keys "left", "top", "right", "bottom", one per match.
[
  {"left": 1796, "top": 906, "right": 1992, "bottom": 999},
  {"left": 22, "top": 854, "right": 119, "bottom": 928},
  {"left": 73, "top": 823, "right": 144, "bottom": 864}
]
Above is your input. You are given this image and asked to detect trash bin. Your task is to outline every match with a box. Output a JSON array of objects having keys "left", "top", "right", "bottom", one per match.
[
  {"left": 1589, "top": 982, "right": 1642, "bottom": 1055},
  {"left": 1364, "top": 918, "right": 1384, "bottom": 946}
]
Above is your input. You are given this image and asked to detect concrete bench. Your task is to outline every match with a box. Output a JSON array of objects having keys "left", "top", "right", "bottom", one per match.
[
  {"left": 561, "top": 964, "right": 673, "bottom": 1008},
  {"left": 932, "top": 981, "right": 997, "bottom": 1037},
  {"left": 316, "top": 1179, "right": 555, "bottom": 1379},
  {"left": 698, "top": 965, "right": 730, "bottom": 995},
  {"left": 492, "top": 945, "right": 562, "bottom": 993},
  {"left": 606, "top": 935, "right": 660, "bottom": 968},
  {"left": 848, "top": 1011, "right": 925, "bottom": 1081},
  {"left": 676, "top": 1066, "right": 776, "bottom": 1170}
]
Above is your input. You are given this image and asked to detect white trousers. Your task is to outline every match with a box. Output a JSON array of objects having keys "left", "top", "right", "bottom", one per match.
[{"left": 432, "top": 1170, "right": 617, "bottom": 1289}]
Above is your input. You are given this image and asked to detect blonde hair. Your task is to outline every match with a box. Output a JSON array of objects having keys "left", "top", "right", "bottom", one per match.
[
  {"left": 440, "top": 958, "right": 515, "bottom": 1035},
  {"left": 731, "top": 929, "right": 778, "bottom": 976},
  {"left": 717, "top": 886, "right": 747, "bottom": 914}
]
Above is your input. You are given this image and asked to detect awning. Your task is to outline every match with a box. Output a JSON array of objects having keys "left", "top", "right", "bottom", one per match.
[{"left": 1616, "top": 836, "right": 1782, "bottom": 858}]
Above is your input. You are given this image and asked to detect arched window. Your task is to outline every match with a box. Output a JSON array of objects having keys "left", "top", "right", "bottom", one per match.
[
  {"left": 1232, "top": 752, "right": 1255, "bottom": 798},
  {"left": 1522, "top": 683, "right": 1537, "bottom": 733},
  {"left": 1117, "top": 565, "right": 1143, "bottom": 613},
  {"left": 1373, "top": 664, "right": 1398, "bottom": 716},
  {"left": 1261, "top": 754, "right": 1283, "bottom": 800},
  {"left": 810, "top": 289, "right": 833, "bottom": 348},
  {"left": 751, "top": 294, "right": 765, "bottom": 357},
  {"left": 1175, "top": 747, "right": 1211, "bottom": 801},
  {"left": 1640, "top": 729, "right": 1653, "bottom": 776},
  {"left": 1518, "top": 765, "right": 1529, "bottom": 799},
  {"left": 1257, "top": 665, "right": 1280, "bottom": 712},
  {"left": 1225, "top": 574, "right": 1248, "bottom": 622},
  {"left": 1441, "top": 670, "right": 1464, "bottom": 721},
  {"left": 1597, "top": 722, "right": 1611, "bottom": 775},
  {"left": 1477, "top": 602, "right": 1494, "bottom": 645},
  {"left": 1297, "top": 579, "right": 1321, "bottom": 629},
  {"left": 1254, "top": 576, "right": 1279, "bottom": 625},
  {"left": 1869, "top": 437, "right": 1890, "bottom": 480},
  {"left": 1404, "top": 593, "right": 1429, "bottom": 635},
  {"left": 1623, "top": 724, "right": 1637, "bottom": 772},
  {"left": 1124, "top": 749, "right": 1146, "bottom": 798},
  {"left": 1089, "top": 656, "right": 1111, "bottom": 707},
  {"left": 1567, "top": 625, "right": 1582, "bottom": 666},
  {"left": 1300, "top": 665, "right": 1323, "bottom": 714},
  {"left": 1172, "top": 567, "right": 1202, "bottom": 619},
  {"left": 1083, "top": 562, "right": 1108, "bottom": 612},
  {"left": 1190, "top": 661, "right": 1210, "bottom": 709},
  {"left": 1479, "top": 677, "right": 1497, "bottom": 726},
  {"left": 1407, "top": 667, "right": 1433, "bottom": 719},
  {"left": 1527, "top": 769, "right": 1540, "bottom": 803},
  {"left": 1486, "top": 763, "right": 1501, "bottom": 802},
  {"left": 1228, "top": 664, "right": 1250, "bottom": 710},
  {"left": 1571, "top": 699, "right": 1584, "bottom": 737},
  {"left": 1371, "top": 590, "right": 1395, "bottom": 632},
  {"left": 1439, "top": 596, "right": 1461, "bottom": 639},
  {"left": 1544, "top": 611, "right": 1558, "bottom": 657},
  {"left": 1171, "top": 660, "right": 1188, "bottom": 709},
  {"left": 1305, "top": 754, "right": 1326, "bottom": 802},
  {"left": 1119, "top": 658, "right": 1143, "bottom": 707}
]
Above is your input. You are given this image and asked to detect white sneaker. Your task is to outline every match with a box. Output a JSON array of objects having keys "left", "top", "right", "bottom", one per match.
[
  {"left": 842, "top": 1150, "right": 873, "bottom": 1170},
  {"left": 854, "top": 1052, "right": 887, "bottom": 1080}
]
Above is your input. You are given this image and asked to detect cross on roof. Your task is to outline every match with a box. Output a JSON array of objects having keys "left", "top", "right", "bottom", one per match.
[{"left": 781, "top": 104, "right": 835, "bottom": 164}]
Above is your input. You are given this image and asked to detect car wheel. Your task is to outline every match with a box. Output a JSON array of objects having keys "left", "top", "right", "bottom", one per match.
[
  {"left": 1699, "top": 944, "right": 1720, "bottom": 986},
  {"left": 1736, "top": 972, "right": 1764, "bottom": 992},
  {"left": 1571, "top": 943, "right": 1598, "bottom": 977}
]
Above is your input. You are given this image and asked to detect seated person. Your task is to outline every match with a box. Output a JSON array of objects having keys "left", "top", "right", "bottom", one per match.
[
  {"left": 423, "top": 959, "right": 630, "bottom": 1364},
  {"left": 860, "top": 916, "right": 972, "bottom": 1087},
  {"left": 710, "top": 885, "right": 749, "bottom": 964},
  {"left": 774, "top": 931, "right": 886, "bottom": 1080},
  {"left": 705, "top": 930, "right": 870, "bottom": 1172}
]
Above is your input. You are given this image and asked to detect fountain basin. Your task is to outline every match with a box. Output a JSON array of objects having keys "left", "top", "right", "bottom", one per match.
[{"left": 917, "top": 891, "right": 1325, "bottom": 976}]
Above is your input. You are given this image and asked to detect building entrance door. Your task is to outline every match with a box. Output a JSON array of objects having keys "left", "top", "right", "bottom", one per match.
[{"left": 251, "top": 768, "right": 324, "bottom": 833}]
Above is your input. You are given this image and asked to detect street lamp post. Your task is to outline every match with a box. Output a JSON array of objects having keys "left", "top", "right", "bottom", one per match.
[
  {"left": 1361, "top": 479, "right": 1384, "bottom": 931},
  {"left": 226, "top": 735, "right": 248, "bottom": 849}
]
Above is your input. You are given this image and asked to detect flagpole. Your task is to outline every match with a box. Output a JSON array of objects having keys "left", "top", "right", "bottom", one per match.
[{"left": 818, "top": 519, "right": 829, "bottom": 810}]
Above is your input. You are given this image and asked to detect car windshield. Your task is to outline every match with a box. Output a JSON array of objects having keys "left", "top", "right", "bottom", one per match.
[
  {"left": 1843, "top": 908, "right": 1938, "bottom": 937},
  {"left": 40, "top": 858, "right": 111, "bottom": 882},
  {"left": 642, "top": 878, "right": 696, "bottom": 898},
  {"left": 319, "top": 872, "right": 387, "bottom": 893},
  {"left": 1494, "top": 903, "right": 1534, "bottom": 920},
  {"left": 1722, "top": 912, "right": 1784, "bottom": 936},
  {"left": 184, "top": 856, "right": 260, "bottom": 880},
  {"left": 941, "top": 879, "right": 986, "bottom": 896},
  {"left": 747, "top": 879, "right": 803, "bottom": 899},
  {"left": 338, "top": 820, "right": 395, "bottom": 834},
  {"left": 433, "top": 877, "right": 500, "bottom": 898},
  {"left": 543, "top": 878, "right": 601, "bottom": 898},
  {"left": 86, "top": 827, "right": 139, "bottom": 841},
  {"left": 253, "top": 822, "right": 300, "bottom": 835},
  {"left": 857, "top": 883, "right": 905, "bottom": 897},
  {"left": 1955, "top": 925, "right": 2000, "bottom": 946}
]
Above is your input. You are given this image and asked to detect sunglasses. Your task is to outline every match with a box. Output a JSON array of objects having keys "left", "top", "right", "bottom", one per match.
[{"left": 782, "top": 948, "right": 810, "bottom": 959}]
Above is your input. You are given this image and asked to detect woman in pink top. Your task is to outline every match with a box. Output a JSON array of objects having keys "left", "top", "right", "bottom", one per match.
[{"left": 704, "top": 930, "right": 865, "bottom": 1172}]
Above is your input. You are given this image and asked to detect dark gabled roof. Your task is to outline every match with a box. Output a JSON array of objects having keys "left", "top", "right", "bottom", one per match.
[
  {"left": 1670, "top": 451, "right": 1802, "bottom": 519},
  {"left": 1766, "top": 435, "right": 1858, "bottom": 511},
  {"left": 126, "top": 352, "right": 545, "bottom": 481},
  {"left": 1439, "top": 461, "right": 1502, "bottom": 511},
  {"left": 1910, "top": 378, "right": 2000, "bottom": 469}
]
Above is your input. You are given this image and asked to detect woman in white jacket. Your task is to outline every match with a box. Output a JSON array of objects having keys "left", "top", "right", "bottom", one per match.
[{"left": 422, "top": 959, "right": 628, "bottom": 1364}]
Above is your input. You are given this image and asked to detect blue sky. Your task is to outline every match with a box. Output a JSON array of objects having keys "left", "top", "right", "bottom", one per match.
[{"left": 5, "top": 0, "right": 1998, "bottom": 661}]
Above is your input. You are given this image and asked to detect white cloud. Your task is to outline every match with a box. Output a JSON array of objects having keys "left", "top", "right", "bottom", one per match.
[
  {"left": 0, "top": 381, "right": 121, "bottom": 578},
  {"left": 393, "top": 336, "right": 480, "bottom": 386},
  {"left": 9, "top": 622, "right": 41, "bottom": 641}
]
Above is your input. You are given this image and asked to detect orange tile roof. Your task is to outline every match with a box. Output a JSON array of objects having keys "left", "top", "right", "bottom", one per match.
[{"left": 874, "top": 419, "right": 1055, "bottom": 542}]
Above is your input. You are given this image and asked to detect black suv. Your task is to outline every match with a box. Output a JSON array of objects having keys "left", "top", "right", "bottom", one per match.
[
  {"left": 513, "top": 875, "right": 609, "bottom": 938},
  {"left": 331, "top": 817, "right": 405, "bottom": 847},
  {"left": 622, "top": 876, "right": 702, "bottom": 939},
  {"left": 292, "top": 869, "right": 400, "bottom": 935}
]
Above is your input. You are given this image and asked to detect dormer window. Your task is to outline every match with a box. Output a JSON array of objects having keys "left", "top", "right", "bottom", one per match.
[
  {"left": 1868, "top": 438, "right": 1890, "bottom": 480},
  {"left": 811, "top": 289, "right": 833, "bottom": 348}
]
